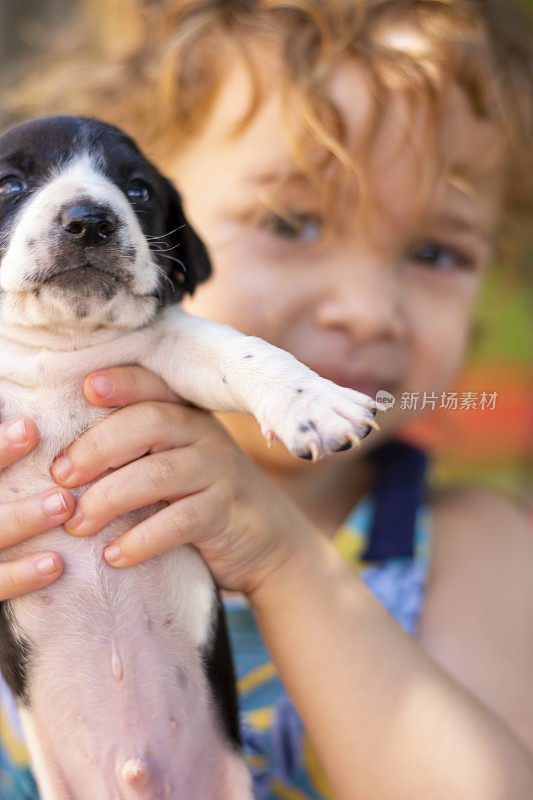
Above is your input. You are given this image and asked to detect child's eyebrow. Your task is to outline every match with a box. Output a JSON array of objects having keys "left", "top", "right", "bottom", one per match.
[
  {"left": 430, "top": 211, "right": 493, "bottom": 241},
  {"left": 246, "top": 169, "right": 311, "bottom": 188}
]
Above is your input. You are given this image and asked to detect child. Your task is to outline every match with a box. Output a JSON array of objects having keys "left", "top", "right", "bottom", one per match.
[{"left": 1, "top": 1, "right": 533, "bottom": 797}]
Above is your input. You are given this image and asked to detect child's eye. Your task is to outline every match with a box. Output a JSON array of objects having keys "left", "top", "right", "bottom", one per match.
[
  {"left": 409, "top": 241, "right": 474, "bottom": 271},
  {"left": 262, "top": 212, "right": 322, "bottom": 244}
]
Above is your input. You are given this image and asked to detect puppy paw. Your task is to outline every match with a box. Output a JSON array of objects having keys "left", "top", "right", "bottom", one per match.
[{"left": 258, "top": 378, "right": 381, "bottom": 461}]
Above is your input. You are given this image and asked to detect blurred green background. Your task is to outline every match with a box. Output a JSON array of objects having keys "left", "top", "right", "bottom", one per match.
[{"left": 404, "top": 254, "right": 532, "bottom": 507}]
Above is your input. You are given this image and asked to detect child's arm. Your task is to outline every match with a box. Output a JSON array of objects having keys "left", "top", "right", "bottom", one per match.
[
  {"left": 251, "top": 517, "right": 533, "bottom": 799},
  {"left": 419, "top": 485, "right": 533, "bottom": 766},
  {"left": 57, "top": 365, "right": 533, "bottom": 800}
]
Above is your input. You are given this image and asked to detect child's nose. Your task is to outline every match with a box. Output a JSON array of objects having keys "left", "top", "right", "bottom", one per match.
[{"left": 315, "top": 258, "right": 405, "bottom": 342}]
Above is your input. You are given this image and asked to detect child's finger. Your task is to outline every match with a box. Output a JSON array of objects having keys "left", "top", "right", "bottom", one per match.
[
  {"left": 0, "top": 552, "right": 63, "bottom": 600},
  {"left": 0, "top": 417, "right": 39, "bottom": 470},
  {"left": 64, "top": 444, "right": 210, "bottom": 537},
  {"left": 102, "top": 491, "right": 218, "bottom": 568},
  {"left": 83, "top": 366, "right": 181, "bottom": 407},
  {"left": 51, "top": 401, "right": 208, "bottom": 488},
  {"left": 0, "top": 489, "right": 75, "bottom": 549}
]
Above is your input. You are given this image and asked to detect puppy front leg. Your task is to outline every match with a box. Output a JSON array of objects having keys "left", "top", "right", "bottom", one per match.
[{"left": 144, "top": 308, "right": 379, "bottom": 460}]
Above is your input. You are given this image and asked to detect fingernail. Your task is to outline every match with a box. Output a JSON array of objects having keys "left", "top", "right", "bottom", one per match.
[
  {"left": 42, "top": 491, "right": 68, "bottom": 516},
  {"left": 35, "top": 555, "right": 59, "bottom": 576},
  {"left": 90, "top": 374, "right": 113, "bottom": 397},
  {"left": 5, "top": 419, "right": 28, "bottom": 444},
  {"left": 52, "top": 455, "right": 73, "bottom": 481},
  {"left": 104, "top": 544, "right": 121, "bottom": 564},
  {"left": 67, "top": 506, "right": 83, "bottom": 529}
]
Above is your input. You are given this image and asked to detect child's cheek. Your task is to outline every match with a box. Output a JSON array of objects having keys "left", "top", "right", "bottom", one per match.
[
  {"left": 183, "top": 244, "right": 291, "bottom": 343},
  {"left": 408, "top": 286, "right": 476, "bottom": 392}
]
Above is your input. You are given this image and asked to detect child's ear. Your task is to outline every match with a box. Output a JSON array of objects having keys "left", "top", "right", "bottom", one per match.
[{"left": 163, "top": 177, "right": 212, "bottom": 298}]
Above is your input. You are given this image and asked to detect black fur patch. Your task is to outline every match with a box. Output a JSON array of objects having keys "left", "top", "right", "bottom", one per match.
[
  {"left": 0, "top": 601, "right": 31, "bottom": 703},
  {"left": 298, "top": 419, "right": 317, "bottom": 433},
  {"left": 201, "top": 593, "right": 241, "bottom": 748}
]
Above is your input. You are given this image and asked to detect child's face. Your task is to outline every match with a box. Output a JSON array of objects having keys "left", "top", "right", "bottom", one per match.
[{"left": 169, "top": 55, "right": 503, "bottom": 463}]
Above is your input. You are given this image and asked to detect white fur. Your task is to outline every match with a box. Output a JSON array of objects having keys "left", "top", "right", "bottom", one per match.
[
  {"left": 0, "top": 328, "right": 251, "bottom": 799},
  {"left": 0, "top": 157, "right": 160, "bottom": 333},
  {"left": 0, "top": 148, "right": 378, "bottom": 799}
]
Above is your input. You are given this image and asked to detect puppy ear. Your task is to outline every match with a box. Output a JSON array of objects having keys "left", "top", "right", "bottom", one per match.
[{"left": 163, "top": 178, "right": 212, "bottom": 298}]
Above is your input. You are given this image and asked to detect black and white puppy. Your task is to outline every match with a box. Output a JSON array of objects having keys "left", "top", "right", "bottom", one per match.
[{"left": 0, "top": 116, "right": 378, "bottom": 800}]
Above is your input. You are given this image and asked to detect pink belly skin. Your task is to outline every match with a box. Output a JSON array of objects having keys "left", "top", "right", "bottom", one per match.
[{"left": 6, "top": 516, "right": 252, "bottom": 800}]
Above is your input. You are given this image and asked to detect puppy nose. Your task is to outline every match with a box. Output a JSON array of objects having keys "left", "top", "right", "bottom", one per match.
[{"left": 60, "top": 203, "right": 118, "bottom": 247}]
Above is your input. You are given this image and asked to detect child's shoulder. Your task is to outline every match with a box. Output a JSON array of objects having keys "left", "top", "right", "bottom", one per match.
[
  {"left": 417, "top": 484, "right": 533, "bottom": 753},
  {"left": 421, "top": 483, "right": 533, "bottom": 636},
  {"left": 427, "top": 482, "right": 532, "bottom": 562}
]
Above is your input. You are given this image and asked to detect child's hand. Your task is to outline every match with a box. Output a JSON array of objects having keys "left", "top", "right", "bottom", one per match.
[
  {"left": 0, "top": 417, "right": 73, "bottom": 599},
  {"left": 53, "top": 366, "right": 313, "bottom": 596}
]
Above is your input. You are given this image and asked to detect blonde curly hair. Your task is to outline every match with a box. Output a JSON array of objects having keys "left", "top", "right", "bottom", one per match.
[{"left": 4, "top": 0, "right": 533, "bottom": 230}]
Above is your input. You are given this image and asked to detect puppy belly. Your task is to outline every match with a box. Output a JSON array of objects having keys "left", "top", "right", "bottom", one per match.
[{"left": 7, "top": 528, "right": 251, "bottom": 800}]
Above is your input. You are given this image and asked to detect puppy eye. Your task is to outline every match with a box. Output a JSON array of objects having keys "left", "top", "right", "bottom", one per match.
[
  {"left": 0, "top": 176, "right": 27, "bottom": 196},
  {"left": 126, "top": 180, "right": 151, "bottom": 203}
]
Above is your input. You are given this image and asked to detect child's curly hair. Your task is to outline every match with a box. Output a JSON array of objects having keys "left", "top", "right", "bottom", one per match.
[{"left": 4, "top": 0, "right": 533, "bottom": 230}]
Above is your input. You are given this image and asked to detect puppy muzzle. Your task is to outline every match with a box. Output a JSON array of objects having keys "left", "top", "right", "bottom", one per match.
[{"left": 60, "top": 202, "right": 118, "bottom": 248}]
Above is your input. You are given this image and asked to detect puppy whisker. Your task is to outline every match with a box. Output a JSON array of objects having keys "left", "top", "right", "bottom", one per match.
[
  {"left": 148, "top": 243, "right": 186, "bottom": 270},
  {"left": 151, "top": 261, "right": 177, "bottom": 294},
  {"left": 145, "top": 225, "right": 186, "bottom": 242},
  {"left": 150, "top": 244, "right": 182, "bottom": 254},
  {"left": 153, "top": 252, "right": 187, "bottom": 271}
]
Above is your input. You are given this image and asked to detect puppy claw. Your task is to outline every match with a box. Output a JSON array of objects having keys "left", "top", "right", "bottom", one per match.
[
  {"left": 364, "top": 417, "right": 380, "bottom": 432},
  {"left": 265, "top": 430, "right": 276, "bottom": 448},
  {"left": 346, "top": 431, "right": 361, "bottom": 448},
  {"left": 309, "top": 441, "right": 320, "bottom": 462}
]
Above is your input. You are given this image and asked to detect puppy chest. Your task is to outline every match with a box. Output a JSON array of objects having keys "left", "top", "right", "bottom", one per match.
[{"left": 0, "top": 382, "right": 110, "bottom": 465}]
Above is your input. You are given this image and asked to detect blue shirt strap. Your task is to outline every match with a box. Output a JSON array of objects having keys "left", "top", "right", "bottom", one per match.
[{"left": 361, "top": 440, "right": 429, "bottom": 561}]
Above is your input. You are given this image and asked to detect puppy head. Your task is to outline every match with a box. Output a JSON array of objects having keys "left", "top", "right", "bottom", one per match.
[{"left": 0, "top": 116, "right": 211, "bottom": 333}]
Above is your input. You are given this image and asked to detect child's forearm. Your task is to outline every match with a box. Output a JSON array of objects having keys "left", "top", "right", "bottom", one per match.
[{"left": 250, "top": 533, "right": 533, "bottom": 800}]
